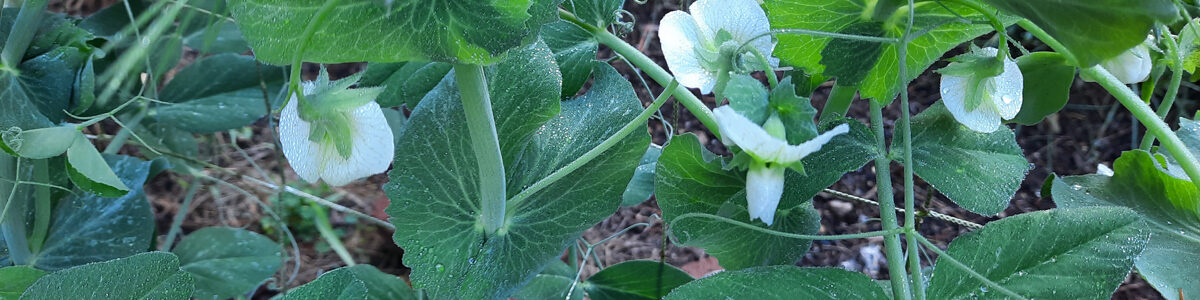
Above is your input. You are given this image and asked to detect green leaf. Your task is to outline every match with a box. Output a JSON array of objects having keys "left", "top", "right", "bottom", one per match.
[
  {"left": 159, "top": 53, "right": 285, "bottom": 103},
  {"left": 770, "top": 78, "right": 820, "bottom": 143},
  {"left": 897, "top": 102, "right": 1028, "bottom": 215},
  {"left": 384, "top": 44, "right": 648, "bottom": 299},
  {"left": 655, "top": 134, "right": 821, "bottom": 270},
  {"left": 0, "top": 73, "right": 53, "bottom": 131},
  {"left": 183, "top": 21, "right": 250, "bottom": 54},
  {"left": 621, "top": 144, "right": 662, "bottom": 207},
  {"left": 0, "top": 266, "right": 46, "bottom": 300},
  {"left": 17, "top": 49, "right": 83, "bottom": 123},
  {"left": 0, "top": 125, "right": 81, "bottom": 159},
  {"left": 21, "top": 252, "right": 194, "bottom": 299},
  {"left": 512, "top": 259, "right": 583, "bottom": 300},
  {"left": 156, "top": 53, "right": 284, "bottom": 133},
  {"left": 380, "top": 107, "right": 408, "bottom": 142},
  {"left": 281, "top": 265, "right": 415, "bottom": 300},
  {"left": 562, "top": 0, "right": 622, "bottom": 27},
  {"left": 817, "top": 21, "right": 885, "bottom": 86},
  {"left": 228, "top": 0, "right": 557, "bottom": 64},
  {"left": 132, "top": 120, "right": 201, "bottom": 173},
  {"left": 150, "top": 34, "right": 183, "bottom": 79},
  {"left": 980, "top": 0, "right": 1176, "bottom": 67},
  {"left": 928, "top": 207, "right": 1148, "bottom": 299},
  {"left": 785, "top": 118, "right": 878, "bottom": 201},
  {"left": 1052, "top": 150, "right": 1200, "bottom": 300},
  {"left": 172, "top": 227, "right": 283, "bottom": 300},
  {"left": 766, "top": 0, "right": 1013, "bottom": 103},
  {"left": 725, "top": 74, "right": 770, "bottom": 124},
  {"left": 359, "top": 61, "right": 452, "bottom": 108},
  {"left": 1009, "top": 52, "right": 1073, "bottom": 125},
  {"left": 542, "top": 20, "right": 598, "bottom": 99},
  {"left": 582, "top": 260, "right": 693, "bottom": 300},
  {"left": 665, "top": 266, "right": 889, "bottom": 299},
  {"left": 155, "top": 88, "right": 275, "bottom": 134},
  {"left": 32, "top": 154, "right": 154, "bottom": 270},
  {"left": 65, "top": 135, "right": 130, "bottom": 197}
]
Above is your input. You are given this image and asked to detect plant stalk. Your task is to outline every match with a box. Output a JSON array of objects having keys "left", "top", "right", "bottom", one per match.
[
  {"left": 28, "top": 159, "right": 50, "bottom": 255},
  {"left": 1083, "top": 66, "right": 1200, "bottom": 190},
  {"left": 163, "top": 178, "right": 201, "bottom": 250},
  {"left": 870, "top": 100, "right": 912, "bottom": 300},
  {"left": 560, "top": 9, "right": 722, "bottom": 140},
  {"left": 0, "top": 0, "right": 49, "bottom": 67},
  {"left": 897, "top": 1, "right": 924, "bottom": 297},
  {"left": 0, "top": 156, "right": 32, "bottom": 265},
  {"left": 1141, "top": 29, "right": 1184, "bottom": 150},
  {"left": 453, "top": 63, "right": 507, "bottom": 235},
  {"left": 820, "top": 83, "right": 857, "bottom": 122}
]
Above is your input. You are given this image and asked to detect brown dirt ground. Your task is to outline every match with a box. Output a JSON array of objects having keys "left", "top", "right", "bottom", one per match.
[{"left": 49, "top": 0, "right": 1187, "bottom": 298}]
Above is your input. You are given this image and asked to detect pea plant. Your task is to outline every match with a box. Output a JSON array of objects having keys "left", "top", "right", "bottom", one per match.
[{"left": 1, "top": 0, "right": 1198, "bottom": 298}]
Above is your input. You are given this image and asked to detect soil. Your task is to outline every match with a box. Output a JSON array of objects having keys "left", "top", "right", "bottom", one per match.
[{"left": 48, "top": 0, "right": 1187, "bottom": 299}]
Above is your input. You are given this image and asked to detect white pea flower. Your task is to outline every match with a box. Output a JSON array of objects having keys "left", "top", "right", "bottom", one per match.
[
  {"left": 714, "top": 106, "right": 848, "bottom": 225},
  {"left": 1097, "top": 164, "right": 1114, "bottom": 176},
  {"left": 939, "top": 47, "right": 1023, "bottom": 133},
  {"left": 659, "top": 0, "right": 776, "bottom": 94},
  {"left": 1099, "top": 39, "right": 1153, "bottom": 84},
  {"left": 279, "top": 80, "right": 394, "bottom": 187}
]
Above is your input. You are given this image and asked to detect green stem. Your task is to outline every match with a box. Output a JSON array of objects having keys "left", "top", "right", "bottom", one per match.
[
  {"left": 750, "top": 47, "right": 779, "bottom": 89},
  {"left": 561, "top": 9, "right": 722, "bottom": 140},
  {"left": 0, "top": 0, "right": 49, "bottom": 67},
  {"left": 669, "top": 213, "right": 906, "bottom": 240},
  {"left": 864, "top": 0, "right": 904, "bottom": 22},
  {"left": 28, "top": 159, "right": 50, "bottom": 255},
  {"left": 941, "top": 0, "right": 1007, "bottom": 61},
  {"left": 1083, "top": 65, "right": 1200, "bottom": 190},
  {"left": 820, "top": 83, "right": 857, "bottom": 122},
  {"left": 1016, "top": 20, "right": 1076, "bottom": 66},
  {"left": 312, "top": 203, "right": 355, "bottom": 266},
  {"left": 914, "top": 235, "right": 1029, "bottom": 300},
  {"left": 509, "top": 81, "right": 679, "bottom": 207},
  {"left": 870, "top": 100, "right": 912, "bottom": 300},
  {"left": 453, "top": 63, "right": 507, "bottom": 235},
  {"left": 897, "top": 2, "right": 924, "bottom": 297},
  {"left": 283, "top": 0, "right": 341, "bottom": 111},
  {"left": 163, "top": 178, "right": 201, "bottom": 250},
  {"left": 102, "top": 107, "right": 148, "bottom": 154},
  {"left": 1, "top": 157, "right": 31, "bottom": 265},
  {"left": 1141, "top": 30, "right": 1184, "bottom": 150}
]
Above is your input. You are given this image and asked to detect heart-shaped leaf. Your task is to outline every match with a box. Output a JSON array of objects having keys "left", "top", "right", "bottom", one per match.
[
  {"left": 280, "top": 265, "right": 416, "bottom": 300},
  {"left": 359, "top": 61, "right": 452, "bottom": 108},
  {"left": 1010, "top": 52, "right": 1073, "bottom": 125},
  {"left": 21, "top": 252, "right": 194, "bottom": 299},
  {"left": 655, "top": 134, "right": 821, "bottom": 270},
  {"left": 583, "top": 260, "right": 693, "bottom": 300},
  {"left": 228, "top": 0, "right": 562, "bottom": 64},
  {"left": 1053, "top": 149, "right": 1200, "bottom": 300},
  {"left": 927, "top": 207, "right": 1148, "bottom": 299},
  {"left": 542, "top": 20, "right": 599, "bottom": 99},
  {"left": 172, "top": 227, "right": 283, "bottom": 299},
  {"left": 384, "top": 42, "right": 648, "bottom": 299},
  {"left": 65, "top": 135, "right": 129, "bottom": 198},
  {"left": 30, "top": 154, "right": 153, "bottom": 270},
  {"left": 896, "top": 102, "right": 1029, "bottom": 215},
  {"left": 766, "top": 0, "right": 1015, "bottom": 103},
  {"left": 665, "top": 266, "right": 889, "bottom": 299},
  {"left": 156, "top": 53, "right": 285, "bottom": 133}
]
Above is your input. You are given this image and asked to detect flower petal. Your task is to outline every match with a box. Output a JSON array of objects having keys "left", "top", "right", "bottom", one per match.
[
  {"left": 746, "top": 161, "right": 785, "bottom": 225},
  {"left": 714, "top": 106, "right": 848, "bottom": 164},
  {"left": 1103, "top": 44, "right": 1152, "bottom": 84},
  {"left": 993, "top": 55, "right": 1024, "bottom": 120},
  {"left": 279, "top": 94, "right": 321, "bottom": 183},
  {"left": 941, "top": 73, "right": 1002, "bottom": 133},
  {"left": 319, "top": 101, "right": 395, "bottom": 186},
  {"left": 660, "top": 11, "right": 717, "bottom": 94},
  {"left": 690, "top": 0, "right": 776, "bottom": 66}
]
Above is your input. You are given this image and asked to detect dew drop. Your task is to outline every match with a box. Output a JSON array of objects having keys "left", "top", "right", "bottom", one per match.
[{"left": 436, "top": 264, "right": 445, "bottom": 272}]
